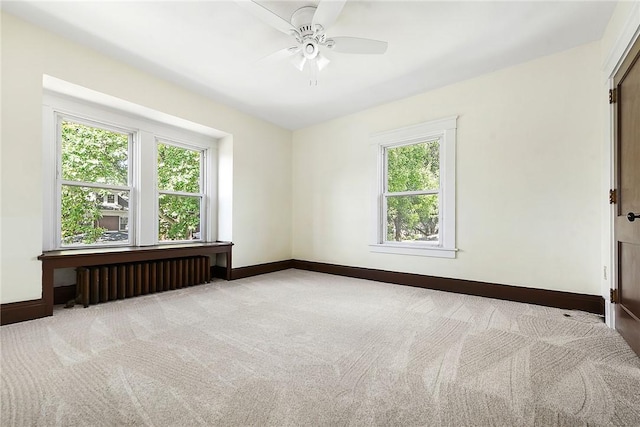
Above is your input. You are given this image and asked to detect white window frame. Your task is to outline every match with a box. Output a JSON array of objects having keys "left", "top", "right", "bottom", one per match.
[
  {"left": 370, "top": 116, "right": 458, "bottom": 258},
  {"left": 53, "top": 113, "right": 135, "bottom": 248},
  {"left": 42, "top": 92, "right": 218, "bottom": 250}
]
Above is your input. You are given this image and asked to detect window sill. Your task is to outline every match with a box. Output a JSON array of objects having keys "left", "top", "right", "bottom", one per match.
[{"left": 369, "top": 243, "right": 457, "bottom": 258}]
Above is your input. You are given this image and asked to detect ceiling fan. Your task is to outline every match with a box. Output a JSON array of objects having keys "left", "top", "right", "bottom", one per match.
[{"left": 237, "top": 0, "right": 388, "bottom": 85}]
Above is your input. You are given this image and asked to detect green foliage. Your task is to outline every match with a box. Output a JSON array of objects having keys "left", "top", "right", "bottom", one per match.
[
  {"left": 157, "top": 143, "right": 202, "bottom": 241},
  {"left": 386, "top": 141, "right": 440, "bottom": 242},
  {"left": 61, "top": 121, "right": 128, "bottom": 185},
  {"left": 158, "top": 195, "right": 200, "bottom": 241},
  {"left": 157, "top": 143, "right": 200, "bottom": 193},
  {"left": 61, "top": 186, "right": 107, "bottom": 244}
]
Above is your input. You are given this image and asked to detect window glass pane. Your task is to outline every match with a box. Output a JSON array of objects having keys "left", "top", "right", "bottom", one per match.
[
  {"left": 158, "top": 194, "right": 201, "bottom": 241},
  {"left": 61, "top": 185, "right": 129, "bottom": 245},
  {"left": 386, "top": 140, "right": 439, "bottom": 192},
  {"left": 61, "top": 120, "right": 129, "bottom": 185},
  {"left": 386, "top": 194, "right": 438, "bottom": 243},
  {"left": 157, "top": 143, "right": 201, "bottom": 193}
]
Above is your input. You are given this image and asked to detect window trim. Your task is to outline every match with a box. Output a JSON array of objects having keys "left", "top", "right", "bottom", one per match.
[
  {"left": 42, "top": 91, "right": 218, "bottom": 251},
  {"left": 370, "top": 116, "right": 458, "bottom": 258}
]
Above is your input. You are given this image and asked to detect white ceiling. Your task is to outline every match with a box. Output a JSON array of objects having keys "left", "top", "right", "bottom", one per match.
[{"left": 3, "top": 1, "right": 616, "bottom": 130}]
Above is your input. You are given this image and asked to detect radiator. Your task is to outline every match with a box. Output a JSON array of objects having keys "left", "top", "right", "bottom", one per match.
[{"left": 75, "top": 256, "right": 211, "bottom": 307}]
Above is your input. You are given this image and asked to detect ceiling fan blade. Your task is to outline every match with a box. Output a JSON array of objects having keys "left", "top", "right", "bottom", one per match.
[
  {"left": 312, "top": 0, "right": 347, "bottom": 30},
  {"left": 329, "top": 37, "right": 388, "bottom": 54},
  {"left": 236, "top": 0, "right": 297, "bottom": 35}
]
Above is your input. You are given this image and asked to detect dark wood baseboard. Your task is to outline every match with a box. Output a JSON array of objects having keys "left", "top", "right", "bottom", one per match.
[
  {"left": 54, "top": 285, "right": 77, "bottom": 305},
  {"left": 0, "top": 299, "right": 48, "bottom": 326},
  {"left": 4, "top": 258, "right": 604, "bottom": 325},
  {"left": 230, "top": 260, "right": 294, "bottom": 280},
  {"left": 291, "top": 260, "right": 605, "bottom": 315}
]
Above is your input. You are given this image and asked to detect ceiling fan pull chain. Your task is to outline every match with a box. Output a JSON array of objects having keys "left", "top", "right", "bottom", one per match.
[{"left": 308, "top": 58, "right": 319, "bottom": 86}]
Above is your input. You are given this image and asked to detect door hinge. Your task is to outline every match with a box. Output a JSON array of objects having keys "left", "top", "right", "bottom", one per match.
[
  {"left": 609, "top": 189, "right": 617, "bottom": 204},
  {"left": 609, "top": 88, "right": 617, "bottom": 104},
  {"left": 610, "top": 288, "right": 619, "bottom": 304}
]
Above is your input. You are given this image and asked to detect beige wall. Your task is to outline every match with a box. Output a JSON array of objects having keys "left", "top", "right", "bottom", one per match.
[
  {"left": 0, "top": 12, "right": 292, "bottom": 304},
  {"left": 292, "top": 41, "right": 604, "bottom": 295},
  {"left": 601, "top": 1, "right": 639, "bottom": 68}
]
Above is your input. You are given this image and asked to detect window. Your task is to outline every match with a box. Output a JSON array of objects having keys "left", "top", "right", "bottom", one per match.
[
  {"left": 157, "top": 142, "right": 203, "bottom": 242},
  {"left": 370, "top": 116, "right": 457, "bottom": 258},
  {"left": 385, "top": 140, "right": 440, "bottom": 242},
  {"left": 43, "top": 92, "right": 217, "bottom": 250},
  {"left": 59, "top": 118, "right": 132, "bottom": 246}
]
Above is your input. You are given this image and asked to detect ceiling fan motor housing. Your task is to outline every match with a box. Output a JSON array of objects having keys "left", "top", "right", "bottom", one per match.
[{"left": 291, "top": 6, "right": 317, "bottom": 34}]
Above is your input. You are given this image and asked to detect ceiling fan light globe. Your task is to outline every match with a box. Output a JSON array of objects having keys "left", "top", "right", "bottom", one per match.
[
  {"left": 291, "top": 54, "right": 307, "bottom": 71},
  {"left": 317, "top": 54, "right": 330, "bottom": 71}
]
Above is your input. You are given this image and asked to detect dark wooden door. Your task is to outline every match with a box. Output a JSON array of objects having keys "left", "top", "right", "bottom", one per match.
[{"left": 613, "top": 35, "right": 640, "bottom": 356}]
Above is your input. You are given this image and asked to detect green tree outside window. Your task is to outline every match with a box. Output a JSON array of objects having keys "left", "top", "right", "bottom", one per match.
[{"left": 386, "top": 141, "right": 440, "bottom": 242}]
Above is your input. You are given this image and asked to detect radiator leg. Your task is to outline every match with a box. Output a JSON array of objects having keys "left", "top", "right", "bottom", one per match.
[{"left": 202, "top": 256, "right": 207, "bottom": 283}]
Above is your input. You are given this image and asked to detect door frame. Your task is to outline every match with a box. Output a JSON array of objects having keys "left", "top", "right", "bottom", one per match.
[{"left": 603, "top": 3, "right": 640, "bottom": 328}]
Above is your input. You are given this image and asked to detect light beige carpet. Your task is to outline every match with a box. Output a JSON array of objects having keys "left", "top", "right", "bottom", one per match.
[{"left": 1, "top": 269, "right": 639, "bottom": 426}]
